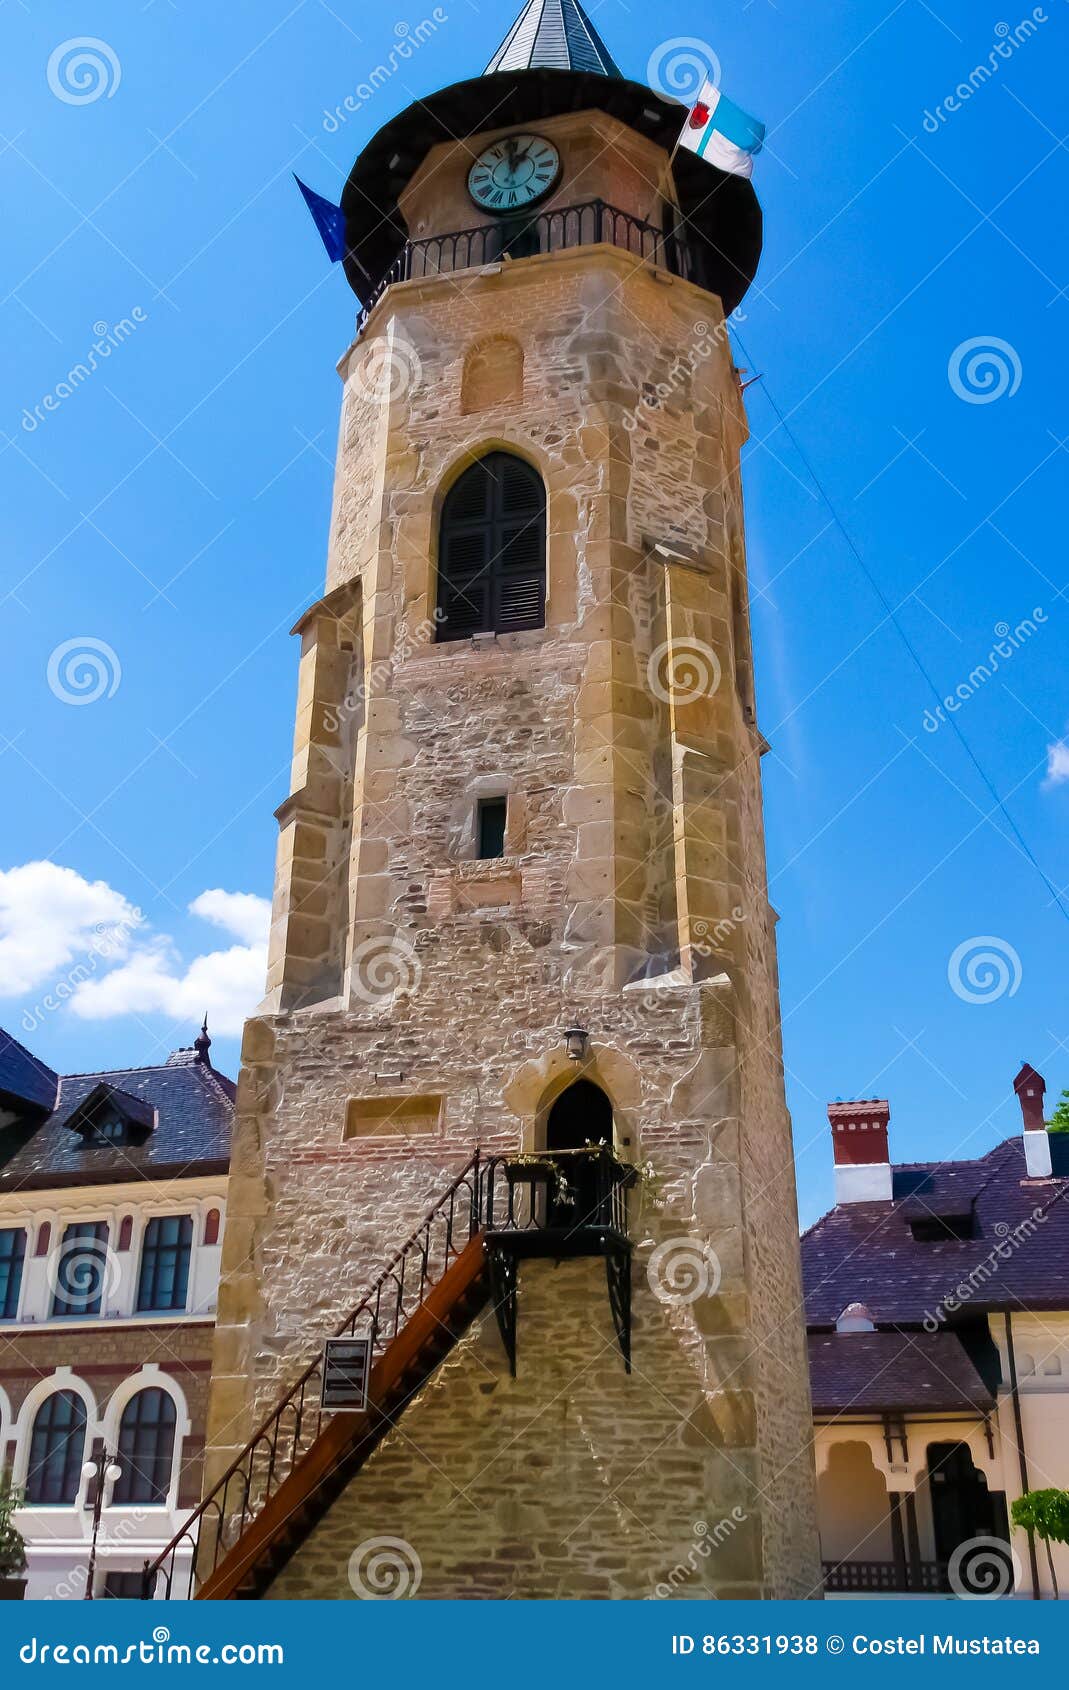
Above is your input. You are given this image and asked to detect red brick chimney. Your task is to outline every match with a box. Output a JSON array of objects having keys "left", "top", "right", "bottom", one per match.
[
  {"left": 1014, "top": 1063, "right": 1051, "bottom": 1177},
  {"left": 828, "top": 1098, "right": 893, "bottom": 1203}
]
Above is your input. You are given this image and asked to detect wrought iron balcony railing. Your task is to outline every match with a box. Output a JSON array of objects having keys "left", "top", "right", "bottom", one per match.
[
  {"left": 822, "top": 1558, "right": 951, "bottom": 1595},
  {"left": 355, "top": 198, "right": 696, "bottom": 337}
]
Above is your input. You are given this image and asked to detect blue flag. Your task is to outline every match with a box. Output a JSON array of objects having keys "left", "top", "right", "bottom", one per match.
[{"left": 295, "top": 176, "right": 348, "bottom": 263}]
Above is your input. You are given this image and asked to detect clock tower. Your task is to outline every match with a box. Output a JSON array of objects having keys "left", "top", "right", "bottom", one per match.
[{"left": 190, "top": 0, "right": 821, "bottom": 1601}]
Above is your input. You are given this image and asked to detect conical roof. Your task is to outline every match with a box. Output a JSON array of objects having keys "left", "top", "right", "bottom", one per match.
[{"left": 485, "top": 0, "right": 621, "bottom": 78}]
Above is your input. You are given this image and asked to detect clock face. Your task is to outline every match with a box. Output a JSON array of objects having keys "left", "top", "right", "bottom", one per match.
[{"left": 467, "top": 133, "right": 561, "bottom": 214}]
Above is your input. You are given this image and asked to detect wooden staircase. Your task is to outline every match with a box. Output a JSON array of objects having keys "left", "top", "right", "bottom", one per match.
[
  {"left": 143, "top": 1153, "right": 487, "bottom": 1601},
  {"left": 143, "top": 1144, "right": 636, "bottom": 1601},
  {"left": 202, "top": 1234, "right": 487, "bottom": 1598}
]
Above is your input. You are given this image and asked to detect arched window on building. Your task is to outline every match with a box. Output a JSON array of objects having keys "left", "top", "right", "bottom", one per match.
[
  {"left": 436, "top": 453, "right": 546, "bottom": 640},
  {"left": 113, "top": 1388, "right": 178, "bottom": 1505},
  {"left": 25, "top": 1390, "right": 88, "bottom": 1505}
]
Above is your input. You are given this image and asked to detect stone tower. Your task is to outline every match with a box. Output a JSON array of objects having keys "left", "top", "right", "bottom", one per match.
[{"left": 203, "top": 2, "right": 820, "bottom": 1600}]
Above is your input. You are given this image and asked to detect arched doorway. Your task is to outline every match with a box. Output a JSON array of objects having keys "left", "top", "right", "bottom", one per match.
[
  {"left": 544, "top": 1080, "right": 613, "bottom": 1228},
  {"left": 924, "top": 1442, "right": 1009, "bottom": 1563}
]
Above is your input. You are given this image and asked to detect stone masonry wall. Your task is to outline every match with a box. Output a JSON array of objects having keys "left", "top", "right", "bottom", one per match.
[{"left": 208, "top": 228, "right": 821, "bottom": 1596}]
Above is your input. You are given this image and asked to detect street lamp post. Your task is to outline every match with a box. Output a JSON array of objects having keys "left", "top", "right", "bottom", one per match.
[{"left": 81, "top": 1450, "right": 122, "bottom": 1601}]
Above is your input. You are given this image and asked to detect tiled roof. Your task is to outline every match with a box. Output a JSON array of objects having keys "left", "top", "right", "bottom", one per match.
[
  {"left": 0, "top": 1027, "right": 59, "bottom": 1114},
  {"left": 803, "top": 1137, "right": 1069, "bottom": 1324},
  {"left": 0, "top": 1055, "right": 233, "bottom": 1190},
  {"left": 808, "top": 1331, "right": 996, "bottom": 1416},
  {"left": 485, "top": 0, "right": 621, "bottom": 77}
]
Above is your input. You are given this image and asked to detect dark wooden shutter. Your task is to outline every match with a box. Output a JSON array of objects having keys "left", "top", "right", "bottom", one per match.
[{"left": 436, "top": 452, "right": 545, "bottom": 640}]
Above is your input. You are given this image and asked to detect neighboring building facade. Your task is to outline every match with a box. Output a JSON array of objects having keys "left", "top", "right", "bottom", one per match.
[
  {"left": 0, "top": 1024, "right": 232, "bottom": 1598},
  {"left": 175, "top": 1, "right": 821, "bottom": 1601},
  {"left": 803, "top": 1065, "right": 1069, "bottom": 1600}
]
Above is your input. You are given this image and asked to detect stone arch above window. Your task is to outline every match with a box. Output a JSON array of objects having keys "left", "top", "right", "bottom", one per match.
[
  {"left": 435, "top": 452, "right": 546, "bottom": 640},
  {"left": 461, "top": 336, "right": 524, "bottom": 414}
]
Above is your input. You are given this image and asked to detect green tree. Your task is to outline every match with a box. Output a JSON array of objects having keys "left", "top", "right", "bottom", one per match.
[
  {"left": 1011, "top": 1488, "right": 1069, "bottom": 1599},
  {"left": 1047, "top": 1090, "right": 1069, "bottom": 1135},
  {"left": 0, "top": 1471, "right": 26, "bottom": 1582}
]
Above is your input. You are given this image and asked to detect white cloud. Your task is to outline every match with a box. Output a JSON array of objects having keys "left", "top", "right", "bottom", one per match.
[
  {"left": 1045, "top": 739, "right": 1069, "bottom": 788},
  {"left": 0, "top": 862, "right": 141, "bottom": 997},
  {"left": 0, "top": 862, "right": 270, "bottom": 1037},
  {"left": 189, "top": 888, "right": 272, "bottom": 947}
]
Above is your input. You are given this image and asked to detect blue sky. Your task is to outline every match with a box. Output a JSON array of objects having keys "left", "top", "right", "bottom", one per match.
[{"left": 1, "top": 0, "right": 1066, "bottom": 1224}]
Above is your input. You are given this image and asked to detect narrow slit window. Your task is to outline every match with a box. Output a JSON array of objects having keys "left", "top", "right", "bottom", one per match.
[{"left": 477, "top": 797, "right": 508, "bottom": 860}]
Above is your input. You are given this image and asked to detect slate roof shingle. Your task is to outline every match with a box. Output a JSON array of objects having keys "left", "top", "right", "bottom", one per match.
[
  {"left": 807, "top": 1330, "right": 996, "bottom": 1416},
  {"left": 0, "top": 1028, "right": 59, "bottom": 1114},
  {"left": 0, "top": 1043, "right": 234, "bottom": 1190}
]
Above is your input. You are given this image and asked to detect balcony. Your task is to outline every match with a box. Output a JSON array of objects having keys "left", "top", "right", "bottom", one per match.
[{"left": 355, "top": 198, "right": 699, "bottom": 338}]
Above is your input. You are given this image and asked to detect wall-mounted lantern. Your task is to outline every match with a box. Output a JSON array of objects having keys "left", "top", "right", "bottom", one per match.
[{"left": 564, "top": 1026, "right": 589, "bottom": 1064}]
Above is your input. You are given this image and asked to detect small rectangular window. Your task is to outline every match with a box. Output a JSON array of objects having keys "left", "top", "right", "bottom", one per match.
[
  {"left": 477, "top": 797, "right": 507, "bottom": 860},
  {"left": 0, "top": 1228, "right": 26, "bottom": 1320}
]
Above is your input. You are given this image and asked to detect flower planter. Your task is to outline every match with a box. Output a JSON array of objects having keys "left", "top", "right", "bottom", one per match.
[{"left": 0, "top": 1578, "right": 27, "bottom": 1600}]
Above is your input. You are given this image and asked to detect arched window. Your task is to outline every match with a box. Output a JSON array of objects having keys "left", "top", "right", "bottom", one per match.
[
  {"left": 436, "top": 453, "right": 546, "bottom": 640},
  {"left": 137, "top": 1215, "right": 193, "bottom": 1312},
  {"left": 25, "top": 1390, "right": 87, "bottom": 1505},
  {"left": 113, "top": 1389, "right": 177, "bottom": 1505}
]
